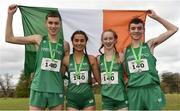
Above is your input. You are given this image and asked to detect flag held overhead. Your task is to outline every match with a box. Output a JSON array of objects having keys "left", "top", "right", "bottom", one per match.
[{"left": 18, "top": 5, "right": 147, "bottom": 76}]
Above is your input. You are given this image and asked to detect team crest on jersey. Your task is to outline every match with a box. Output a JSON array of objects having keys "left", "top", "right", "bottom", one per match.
[
  {"left": 100, "top": 63, "right": 104, "bottom": 66},
  {"left": 142, "top": 53, "right": 150, "bottom": 57},
  {"left": 43, "top": 40, "right": 46, "bottom": 43},
  {"left": 57, "top": 43, "right": 62, "bottom": 47},
  {"left": 59, "top": 94, "right": 63, "bottom": 98},
  {"left": 83, "top": 62, "right": 88, "bottom": 66},
  {"left": 127, "top": 49, "right": 130, "bottom": 53},
  {"left": 113, "top": 65, "right": 119, "bottom": 70},
  {"left": 69, "top": 63, "right": 73, "bottom": 66},
  {"left": 157, "top": 98, "right": 162, "bottom": 103},
  {"left": 125, "top": 100, "right": 128, "bottom": 104},
  {"left": 88, "top": 99, "right": 94, "bottom": 103}
]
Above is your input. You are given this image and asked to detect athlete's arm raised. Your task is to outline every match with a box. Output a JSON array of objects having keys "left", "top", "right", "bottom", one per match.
[{"left": 147, "top": 10, "right": 178, "bottom": 52}]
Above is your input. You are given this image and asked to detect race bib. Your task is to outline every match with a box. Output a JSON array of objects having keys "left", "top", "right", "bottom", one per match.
[
  {"left": 101, "top": 71, "right": 118, "bottom": 84},
  {"left": 70, "top": 71, "right": 88, "bottom": 84},
  {"left": 41, "top": 58, "right": 61, "bottom": 72},
  {"left": 128, "top": 59, "right": 149, "bottom": 73}
]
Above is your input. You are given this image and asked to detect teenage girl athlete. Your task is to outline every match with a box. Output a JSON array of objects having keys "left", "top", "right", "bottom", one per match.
[
  {"left": 61, "top": 30, "right": 100, "bottom": 110},
  {"left": 98, "top": 29, "right": 128, "bottom": 110}
]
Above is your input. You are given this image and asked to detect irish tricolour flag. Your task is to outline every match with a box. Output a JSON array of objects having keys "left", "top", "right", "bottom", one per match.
[{"left": 18, "top": 6, "right": 147, "bottom": 75}]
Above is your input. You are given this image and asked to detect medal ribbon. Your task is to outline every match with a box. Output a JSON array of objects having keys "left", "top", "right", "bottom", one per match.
[
  {"left": 131, "top": 42, "right": 142, "bottom": 65},
  {"left": 73, "top": 54, "right": 85, "bottom": 80},
  {"left": 48, "top": 39, "right": 59, "bottom": 61},
  {"left": 104, "top": 52, "right": 115, "bottom": 79}
]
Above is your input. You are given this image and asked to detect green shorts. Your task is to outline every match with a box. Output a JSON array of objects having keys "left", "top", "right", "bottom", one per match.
[
  {"left": 66, "top": 91, "right": 95, "bottom": 109},
  {"left": 127, "top": 85, "right": 166, "bottom": 110},
  {"left": 102, "top": 96, "right": 128, "bottom": 110},
  {"left": 30, "top": 90, "right": 64, "bottom": 108}
]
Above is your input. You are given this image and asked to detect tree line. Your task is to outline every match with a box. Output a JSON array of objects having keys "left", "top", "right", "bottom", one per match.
[
  {"left": 160, "top": 72, "right": 180, "bottom": 93},
  {"left": 0, "top": 72, "right": 180, "bottom": 98}
]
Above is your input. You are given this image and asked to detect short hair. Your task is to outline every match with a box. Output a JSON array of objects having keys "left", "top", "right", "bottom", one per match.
[
  {"left": 128, "top": 17, "right": 144, "bottom": 30},
  {"left": 45, "top": 11, "right": 62, "bottom": 21}
]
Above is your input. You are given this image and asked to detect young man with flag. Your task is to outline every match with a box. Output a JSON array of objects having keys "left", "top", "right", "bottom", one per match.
[
  {"left": 124, "top": 9, "right": 178, "bottom": 110},
  {"left": 5, "top": 4, "right": 69, "bottom": 110}
]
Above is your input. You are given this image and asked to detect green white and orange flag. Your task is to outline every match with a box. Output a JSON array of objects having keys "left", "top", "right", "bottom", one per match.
[{"left": 18, "top": 6, "right": 147, "bottom": 76}]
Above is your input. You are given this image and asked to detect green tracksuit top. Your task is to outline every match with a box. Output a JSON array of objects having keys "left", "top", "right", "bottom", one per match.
[
  {"left": 99, "top": 54, "right": 127, "bottom": 101},
  {"left": 124, "top": 43, "right": 160, "bottom": 87},
  {"left": 67, "top": 54, "right": 92, "bottom": 94},
  {"left": 31, "top": 36, "right": 64, "bottom": 93}
]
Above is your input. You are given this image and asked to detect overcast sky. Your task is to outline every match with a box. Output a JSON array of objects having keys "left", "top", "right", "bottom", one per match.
[{"left": 0, "top": 0, "right": 180, "bottom": 85}]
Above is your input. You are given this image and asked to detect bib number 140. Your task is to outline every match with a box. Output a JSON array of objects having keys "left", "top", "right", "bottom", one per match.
[
  {"left": 41, "top": 58, "right": 61, "bottom": 72},
  {"left": 70, "top": 71, "right": 88, "bottom": 84},
  {"left": 128, "top": 59, "right": 149, "bottom": 73},
  {"left": 101, "top": 72, "right": 118, "bottom": 84}
]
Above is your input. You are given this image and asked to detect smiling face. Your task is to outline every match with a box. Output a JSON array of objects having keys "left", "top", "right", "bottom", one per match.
[
  {"left": 128, "top": 18, "right": 145, "bottom": 41},
  {"left": 46, "top": 17, "right": 61, "bottom": 37},
  {"left": 102, "top": 31, "right": 117, "bottom": 50},
  {"left": 129, "top": 23, "right": 144, "bottom": 40},
  {"left": 72, "top": 34, "right": 87, "bottom": 52}
]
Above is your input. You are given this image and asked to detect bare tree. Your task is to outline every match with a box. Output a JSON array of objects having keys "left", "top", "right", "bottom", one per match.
[{"left": 0, "top": 73, "right": 13, "bottom": 97}]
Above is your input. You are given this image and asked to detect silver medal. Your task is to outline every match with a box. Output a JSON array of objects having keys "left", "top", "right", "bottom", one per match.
[
  {"left": 138, "top": 68, "right": 142, "bottom": 72},
  {"left": 76, "top": 81, "right": 80, "bottom": 85},
  {"left": 108, "top": 80, "right": 111, "bottom": 86}
]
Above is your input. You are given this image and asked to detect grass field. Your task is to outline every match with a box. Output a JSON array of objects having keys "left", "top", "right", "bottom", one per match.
[{"left": 0, "top": 94, "right": 179, "bottom": 110}]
